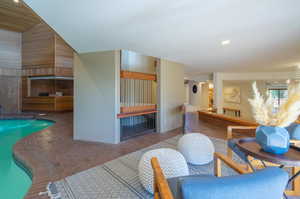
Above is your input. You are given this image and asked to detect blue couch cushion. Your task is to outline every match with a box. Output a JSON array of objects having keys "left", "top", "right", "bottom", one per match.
[
  {"left": 286, "top": 123, "right": 300, "bottom": 140},
  {"left": 167, "top": 175, "right": 215, "bottom": 199},
  {"left": 180, "top": 167, "right": 288, "bottom": 199}
]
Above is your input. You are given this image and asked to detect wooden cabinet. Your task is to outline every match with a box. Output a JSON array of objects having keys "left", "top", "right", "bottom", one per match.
[{"left": 22, "top": 96, "right": 73, "bottom": 112}]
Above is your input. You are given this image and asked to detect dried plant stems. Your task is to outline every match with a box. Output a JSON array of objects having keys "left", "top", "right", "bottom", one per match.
[{"left": 248, "top": 82, "right": 300, "bottom": 127}]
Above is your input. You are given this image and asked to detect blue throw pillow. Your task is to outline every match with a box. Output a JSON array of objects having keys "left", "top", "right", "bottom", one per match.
[{"left": 286, "top": 123, "right": 300, "bottom": 140}]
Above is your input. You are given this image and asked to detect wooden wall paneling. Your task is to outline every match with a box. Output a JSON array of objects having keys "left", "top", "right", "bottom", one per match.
[
  {"left": 55, "top": 80, "right": 73, "bottom": 96},
  {"left": 0, "top": 0, "right": 41, "bottom": 32},
  {"left": 54, "top": 67, "right": 73, "bottom": 77},
  {"left": 54, "top": 35, "right": 74, "bottom": 68},
  {"left": 22, "top": 97, "right": 55, "bottom": 111},
  {"left": 55, "top": 96, "right": 73, "bottom": 111},
  {"left": 21, "top": 77, "right": 28, "bottom": 98},
  {"left": 22, "top": 67, "right": 55, "bottom": 76},
  {"left": 22, "top": 23, "right": 55, "bottom": 68}
]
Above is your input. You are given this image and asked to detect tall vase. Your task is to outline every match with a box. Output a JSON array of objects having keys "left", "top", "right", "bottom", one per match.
[{"left": 256, "top": 126, "right": 290, "bottom": 155}]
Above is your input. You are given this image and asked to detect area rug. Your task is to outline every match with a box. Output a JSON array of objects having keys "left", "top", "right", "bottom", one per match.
[{"left": 46, "top": 135, "right": 251, "bottom": 199}]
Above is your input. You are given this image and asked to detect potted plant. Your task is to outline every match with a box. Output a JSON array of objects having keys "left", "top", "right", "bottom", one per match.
[{"left": 249, "top": 82, "right": 300, "bottom": 154}]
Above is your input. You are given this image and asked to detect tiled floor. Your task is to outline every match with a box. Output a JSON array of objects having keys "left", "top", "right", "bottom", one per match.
[{"left": 13, "top": 112, "right": 228, "bottom": 199}]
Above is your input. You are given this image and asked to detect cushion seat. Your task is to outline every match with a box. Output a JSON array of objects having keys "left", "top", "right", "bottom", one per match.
[
  {"left": 166, "top": 167, "right": 288, "bottom": 199},
  {"left": 167, "top": 175, "right": 215, "bottom": 199}
]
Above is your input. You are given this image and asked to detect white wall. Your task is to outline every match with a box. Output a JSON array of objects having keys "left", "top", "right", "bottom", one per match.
[
  {"left": 213, "top": 71, "right": 292, "bottom": 114},
  {"left": 223, "top": 80, "right": 268, "bottom": 121},
  {"left": 184, "top": 83, "right": 189, "bottom": 103},
  {"left": 121, "top": 50, "right": 156, "bottom": 74},
  {"left": 74, "top": 51, "right": 120, "bottom": 144},
  {"left": 158, "top": 59, "right": 185, "bottom": 133},
  {"left": 188, "top": 81, "right": 201, "bottom": 107},
  {"left": 200, "top": 82, "right": 209, "bottom": 110}
]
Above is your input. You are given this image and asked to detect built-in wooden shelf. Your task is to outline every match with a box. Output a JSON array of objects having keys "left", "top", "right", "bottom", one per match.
[
  {"left": 120, "top": 70, "right": 156, "bottom": 81},
  {"left": 117, "top": 110, "right": 157, "bottom": 118}
]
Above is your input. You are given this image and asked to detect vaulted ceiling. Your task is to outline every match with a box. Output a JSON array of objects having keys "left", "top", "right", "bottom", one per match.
[{"left": 23, "top": 0, "right": 300, "bottom": 74}]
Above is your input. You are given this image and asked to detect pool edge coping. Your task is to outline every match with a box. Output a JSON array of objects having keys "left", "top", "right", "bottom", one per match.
[{"left": 1, "top": 117, "right": 56, "bottom": 195}]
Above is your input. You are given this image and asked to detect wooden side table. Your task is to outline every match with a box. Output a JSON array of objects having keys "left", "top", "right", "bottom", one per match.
[{"left": 235, "top": 138, "right": 300, "bottom": 198}]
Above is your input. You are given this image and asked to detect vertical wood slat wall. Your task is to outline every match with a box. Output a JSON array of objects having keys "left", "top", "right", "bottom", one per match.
[
  {"left": 120, "top": 78, "right": 154, "bottom": 107},
  {"left": 119, "top": 51, "right": 158, "bottom": 140}
]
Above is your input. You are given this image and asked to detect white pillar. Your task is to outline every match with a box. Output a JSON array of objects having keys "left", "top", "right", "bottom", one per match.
[{"left": 213, "top": 72, "right": 223, "bottom": 114}]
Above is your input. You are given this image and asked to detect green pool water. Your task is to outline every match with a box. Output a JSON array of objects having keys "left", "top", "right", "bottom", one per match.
[{"left": 0, "top": 119, "right": 53, "bottom": 199}]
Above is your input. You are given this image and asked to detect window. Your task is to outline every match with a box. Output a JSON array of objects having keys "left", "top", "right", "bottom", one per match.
[{"left": 268, "top": 89, "right": 288, "bottom": 112}]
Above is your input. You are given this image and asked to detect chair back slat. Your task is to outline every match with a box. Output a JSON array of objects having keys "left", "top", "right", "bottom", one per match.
[{"left": 151, "top": 157, "right": 174, "bottom": 199}]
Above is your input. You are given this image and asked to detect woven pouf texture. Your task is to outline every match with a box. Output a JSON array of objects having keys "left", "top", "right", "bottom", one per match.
[
  {"left": 178, "top": 133, "right": 215, "bottom": 165},
  {"left": 138, "top": 148, "right": 189, "bottom": 194}
]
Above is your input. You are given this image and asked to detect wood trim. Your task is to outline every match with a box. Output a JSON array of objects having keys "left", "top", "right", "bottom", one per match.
[
  {"left": 291, "top": 167, "right": 300, "bottom": 196},
  {"left": 120, "top": 70, "right": 156, "bottom": 81},
  {"left": 214, "top": 154, "right": 222, "bottom": 177},
  {"left": 151, "top": 157, "right": 174, "bottom": 199},
  {"left": 120, "top": 105, "right": 156, "bottom": 114},
  {"left": 117, "top": 110, "right": 157, "bottom": 118}
]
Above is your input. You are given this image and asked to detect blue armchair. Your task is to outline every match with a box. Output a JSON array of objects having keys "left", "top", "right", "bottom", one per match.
[{"left": 151, "top": 153, "right": 288, "bottom": 199}]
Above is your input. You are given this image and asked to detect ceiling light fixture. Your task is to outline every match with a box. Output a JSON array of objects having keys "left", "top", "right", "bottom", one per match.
[
  {"left": 221, "top": 40, "right": 231, "bottom": 46},
  {"left": 13, "top": 0, "right": 19, "bottom": 3}
]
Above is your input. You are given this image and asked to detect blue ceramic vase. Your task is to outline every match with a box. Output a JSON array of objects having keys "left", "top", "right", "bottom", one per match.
[{"left": 256, "top": 126, "right": 290, "bottom": 155}]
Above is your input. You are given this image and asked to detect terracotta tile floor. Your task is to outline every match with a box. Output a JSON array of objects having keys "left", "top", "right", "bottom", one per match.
[{"left": 13, "top": 112, "right": 227, "bottom": 199}]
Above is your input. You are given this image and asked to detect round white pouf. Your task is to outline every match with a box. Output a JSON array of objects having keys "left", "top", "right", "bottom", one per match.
[
  {"left": 178, "top": 133, "right": 215, "bottom": 165},
  {"left": 138, "top": 148, "right": 189, "bottom": 194}
]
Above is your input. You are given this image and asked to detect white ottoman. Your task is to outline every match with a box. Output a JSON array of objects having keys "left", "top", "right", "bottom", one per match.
[
  {"left": 178, "top": 133, "right": 215, "bottom": 165},
  {"left": 138, "top": 148, "right": 189, "bottom": 194}
]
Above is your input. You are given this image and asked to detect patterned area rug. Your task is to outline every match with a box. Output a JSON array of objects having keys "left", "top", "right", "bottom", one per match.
[
  {"left": 48, "top": 135, "right": 296, "bottom": 199},
  {"left": 49, "top": 135, "right": 238, "bottom": 199}
]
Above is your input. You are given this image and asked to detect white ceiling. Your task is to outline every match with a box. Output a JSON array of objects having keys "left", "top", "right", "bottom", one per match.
[{"left": 24, "top": 0, "right": 300, "bottom": 75}]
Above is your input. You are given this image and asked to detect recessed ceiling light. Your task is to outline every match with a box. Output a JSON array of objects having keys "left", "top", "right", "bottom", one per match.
[
  {"left": 221, "top": 40, "right": 231, "bottom": 46},
  {"left": 13, "top": 0, "right": 19, "bottom": 3}
]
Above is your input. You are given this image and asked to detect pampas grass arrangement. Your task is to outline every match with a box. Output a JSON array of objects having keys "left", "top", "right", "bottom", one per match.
[{"left": 248, "top": 82, "right": 300, "bottom": 127}]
